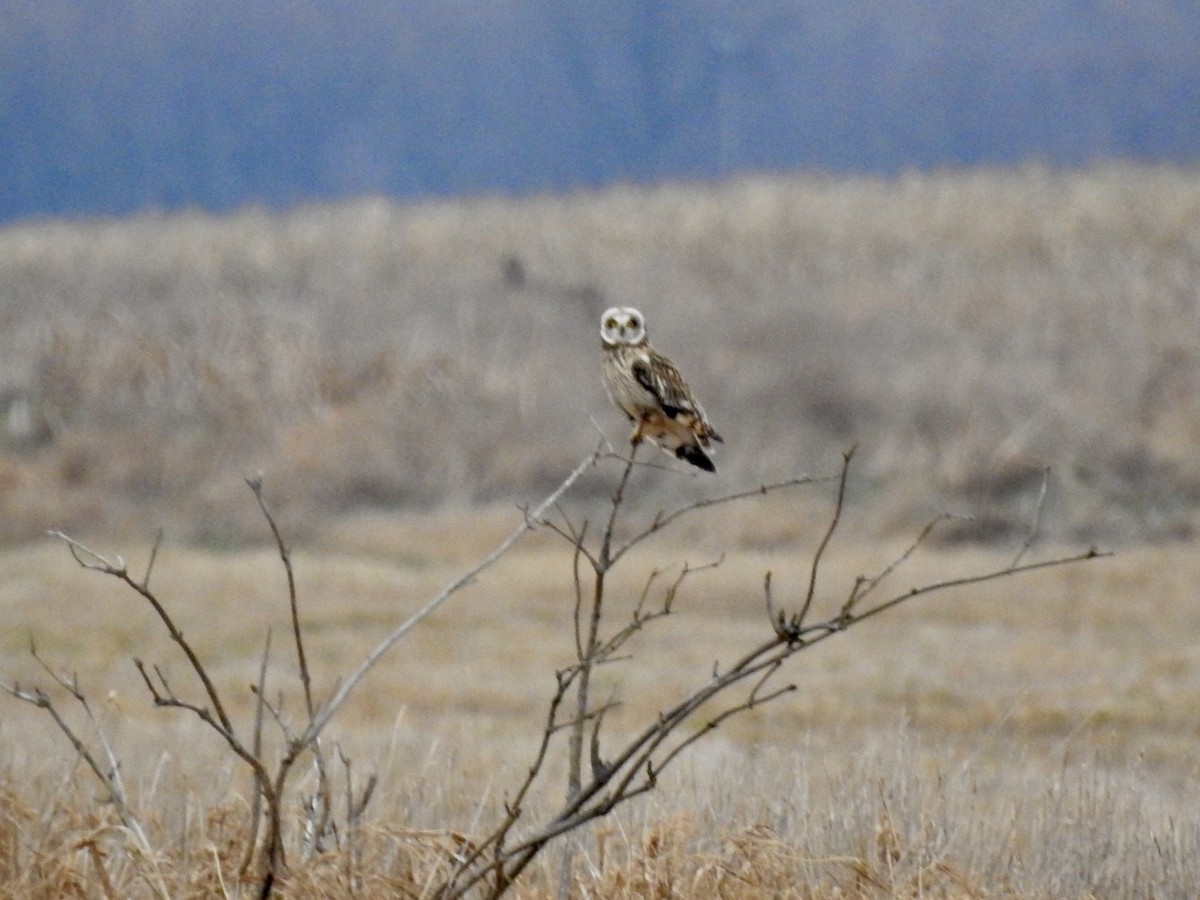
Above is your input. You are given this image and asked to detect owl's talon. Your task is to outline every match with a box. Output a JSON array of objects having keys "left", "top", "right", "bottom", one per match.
[{"left": 629, "top": 419, "right": 646, "bottom": 446}]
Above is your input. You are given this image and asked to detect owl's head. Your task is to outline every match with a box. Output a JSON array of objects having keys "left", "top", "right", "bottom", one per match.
[{"left": 600, "top": 306, "right": 647, "bottom": 347}]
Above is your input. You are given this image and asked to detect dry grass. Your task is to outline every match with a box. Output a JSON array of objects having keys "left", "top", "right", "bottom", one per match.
[
  {"left": 3, "top": 494, "right": 1200, "bottom": 895},
  {"left": 3, "top": 165, "right": 1200, "bottom": 895},
  {"left": 2, "top": 164, "right": 1200, "bottom": 544}
]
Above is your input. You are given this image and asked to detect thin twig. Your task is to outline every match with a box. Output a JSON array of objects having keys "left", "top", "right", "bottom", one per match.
[
  {"left": 49, "top": 530, "right": 236, "bottom": 736},
  {"left": 763, "top": 571, "right": 784, "bottom": 638},
  {"left": 849, "top": 547, "right": 1108, "bottom": 630},
  {"left": 797, "top": 445, "right": 855, "bottom": 628},
  {"left": 841, "top": 512, "right": 962, "bottom": 618},
  {"left": 598, "top": 447, "right": 639, "bottom": 569},
  {"left": 444, "top": 668, "right": 576, "bottom": 886},
  {"left": 239, "top": 629, "right": 273, "bottom": 879},
  {"left": 1011, "top": 466, "right": 1051, "bottom": 568},
  {"left": 651, "top": 673, "right": 795, "bottom": 778},
  {"left": 303, "top": 442, "right": 605, "bottom": 745},
  {"left": 570, "top": 523, "right": 589, "bottom": 660},
  {"left": 1, "top": 656, "right": 167, "bottom": 898},
  {"left": 141, "top": 529, "right": 164, "bottom": 591},
  {"left": 610, "top": 473, "right": 834, "bottom": 565},
  {"left": 247, "top": 477, "right": 313, "bottom": 721}
]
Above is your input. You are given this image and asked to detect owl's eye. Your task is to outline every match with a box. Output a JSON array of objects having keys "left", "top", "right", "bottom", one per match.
[
  {"left": 605, "top": 318, "right": 618, "bottom": 330},
  {"left": 628, "top": 318, "right": 640, "bottom": 329}
]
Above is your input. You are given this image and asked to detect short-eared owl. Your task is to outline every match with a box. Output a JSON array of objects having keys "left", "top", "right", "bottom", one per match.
[{"left": 600, "top": 306, "right": 723, "bottom": 472}]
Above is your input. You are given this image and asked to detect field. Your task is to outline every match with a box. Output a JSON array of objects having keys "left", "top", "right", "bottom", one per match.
[{"left": 2, "top": 164, "right": 1200, "bottom": 896}]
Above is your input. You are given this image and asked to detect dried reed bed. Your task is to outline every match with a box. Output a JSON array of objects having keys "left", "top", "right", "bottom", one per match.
[
  {"left": 2, "top": 164, "right": 1200, "bottom": 544},
  {"left": 2, "top": 495, "right": 1200, "bottom": 895},
  {"left": 3, "top": 727, "right": 1195, "bottom": 898}
]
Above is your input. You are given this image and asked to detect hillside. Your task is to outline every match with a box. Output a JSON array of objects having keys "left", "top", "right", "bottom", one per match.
[{"left": 2, "top": 164, "right": 1199, "bottom": 546}]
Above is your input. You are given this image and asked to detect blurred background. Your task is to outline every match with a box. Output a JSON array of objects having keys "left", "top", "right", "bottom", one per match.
[
  {"left": 4, "top": 2, "right": 1200, "bottom": 221},
  {"left": 2, "top": 3, "right": 1200, "bottom": 222},
  {"left": 1, "top": 1, "right": 1199, "bottom": 546}
]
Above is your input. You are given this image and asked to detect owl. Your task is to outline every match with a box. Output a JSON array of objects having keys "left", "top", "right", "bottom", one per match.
[{"left": 600, "top": 306, "right": 723, "bottom": 472}]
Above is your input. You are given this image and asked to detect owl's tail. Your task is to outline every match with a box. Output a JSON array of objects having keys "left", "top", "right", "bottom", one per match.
[{"left": 675, "top": 444, "right": 716, "bottom": 473}]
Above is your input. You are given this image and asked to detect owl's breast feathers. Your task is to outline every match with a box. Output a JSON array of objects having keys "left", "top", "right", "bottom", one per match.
[{"left": 603, "top": 344, "right": 722, "bottom": 471}]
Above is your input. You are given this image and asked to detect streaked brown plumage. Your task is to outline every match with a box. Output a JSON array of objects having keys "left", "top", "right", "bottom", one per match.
[{"left": 600, "top": 306, "right": 722, "bottom": 472}]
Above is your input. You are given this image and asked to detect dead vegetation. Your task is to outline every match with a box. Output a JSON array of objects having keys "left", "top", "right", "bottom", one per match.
[
  {"left": 1, "top": 164, "right": 1200, "bottom": 544},
  {"left": 2, "top": 165, "right": 1200, "bottom": 896},
  {"left": 1, "top": 438, "right": 1114, "bottom": 896},
  {"left": 2, "top": 496, "right": 1197, "bottom": 895}
]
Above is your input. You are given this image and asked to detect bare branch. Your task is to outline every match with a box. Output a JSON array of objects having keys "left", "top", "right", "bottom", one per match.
[
  {"left": 589, "top": 559, "right": 719, "bottom": 667},
  {"left": 444, "top": 667, "right": 576, "bottom": 886},
  {"left": 2, "top": 649, "right": 157, "bottom": 864},
  {"left": 796, "top": 445, "right": 855, "bottom": 628},
  {"left": 662, "top": 557, "right": 721, "bottom": 611},
  {"left": 420, "top": 435, "right": 1121, "bottom": 898},
  {"left": 610, "top": 472, "right": 834, "bottom": 565},
  {"left": 1011, "top": 466, "right": 1051, "bottom": 568},
  {"left": 570, "top": 524, "right": 589, "bottom": 660},
  {"left": 482, "top": 537, "right": 1096, "bottom": 893},
  {"left": 849, "top": 546, "right": 1108, "bottom": 629},
  {"left": 585, "top": 412, "right": 616, "bottom": 453},
  {"left": 589, "top": 694, "right": 613, "bottom": 781},
  {"left": 599, "top": 448, "right": 639, "bottom": 569},
  {"left": 631, "top": 567, "right": 663, "bottom": 621},
  {"left": 47, "top": 531, "right": 125, "bottom": 573},
  {"left": 1, "top": 679, "right": 110, "bottom": 799},
  {"left": 49, "top": 530, "right": 236, "bottom": 735},
  {"left": 538, "top": 513, "right": 598, "bottom": 570},
  {"left": 650, "top": 669, "right": 796, "bottom": 778},
  {"left": 26, "top": 437, "right": 1107, "bottom": 900},
  {"left": 303, "top": 442, "right": 606, "bottom": 745},
  {"left": 132, "top": 658, "right": 274, "bottom": 798},
  {"left": 247, "top": 476, "right": 314, "bottom": 721},
  {"left": 141, "top": 528, "right": 164, "bottom": 591},
  {"left": 250, "top": 687, "right": 301, "bottom": 746},
  {"left": 239, "top": 629, "right": 273, "bottom": 879},
  {"left": 341, "top": 743, "right": 377, "bottom": 828},
  {"left": 840, "top": 512, "right": 963, "bottom": 619},
  {"left": 252, "top": 629, "right": 272, "bottom": 755},
  {"left": 763, "top": 571, "right": 787, "bottom": 640}
]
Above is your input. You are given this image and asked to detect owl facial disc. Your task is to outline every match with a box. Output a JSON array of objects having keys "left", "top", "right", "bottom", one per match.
[{"left": 600, "top": 306, "right": 646, "bottom": 346}]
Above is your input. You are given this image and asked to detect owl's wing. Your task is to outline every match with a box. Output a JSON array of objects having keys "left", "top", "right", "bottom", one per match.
[{"left": 631, "top": 351, "right": 701, "bottom": 420}]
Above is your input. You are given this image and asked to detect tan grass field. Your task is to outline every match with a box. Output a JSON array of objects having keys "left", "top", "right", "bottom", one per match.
[
  {"left": 2, "top": 165, "right": 1200, "bottom": 895},
  {"left": 2, "top": 500, "right": 1198, "bottom": 896},
  {"left": 3, "top": 163, "right": 1200, "bottom": 543}
]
